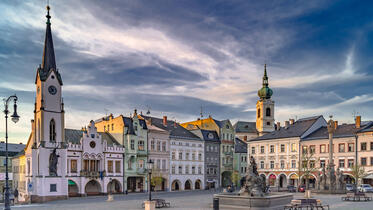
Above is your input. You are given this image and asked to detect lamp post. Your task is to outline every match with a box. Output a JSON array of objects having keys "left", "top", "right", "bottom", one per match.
[
  {"left": 3, "top": 95, "right": 20, "bottom": 210},
  {"left": 147, "top": 159, "right": 154, "bottom": 201}
]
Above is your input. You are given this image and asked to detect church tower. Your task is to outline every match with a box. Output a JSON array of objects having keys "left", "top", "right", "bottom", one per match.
[
  {"left": 29, "top": 5, "right": 68, "bottom": 202},
  {"left": 256, "top": 64, "right": 275, "bottom": 136}
]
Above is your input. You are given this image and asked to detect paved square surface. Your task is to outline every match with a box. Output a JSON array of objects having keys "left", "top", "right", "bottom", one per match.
[{"left": 8, "top": 191, "right": 373, "bottom": 210}]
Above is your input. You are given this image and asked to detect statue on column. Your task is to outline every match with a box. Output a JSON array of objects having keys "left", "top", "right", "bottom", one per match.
[{"left": 49, "top": 148, "right": 60, "bottom": 176}]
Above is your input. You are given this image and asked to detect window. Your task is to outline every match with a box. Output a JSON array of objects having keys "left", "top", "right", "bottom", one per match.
[
  {"left": 371, "top": 157, "right": 373, "bottom": 166},
  {"left": 138, "top": 159, "right": 144, "bottom": 168},
  {"left": 192, "top": 166, "right": 195, "bottom": 174},
  {"left": 162, "top": 160, "right": 166, "bottom": 169},
  {"left": 280, "top": 160, "right": 285, "bottom": 169},
  {"left": 198, "top": 166, "right": 202, "bottom": 174},
  {"left": 266, "top": 108, "right": 271, "bottom": 117},
  {"left": 70, "top": 159, "right": 77, "bottom": 173},
  {"left": 270, "top": 145, "right": 274, "bottom": 153},
  {"left": 186, "top": 153, "right": 189, "bottom": 160},
  {"left": 260, "top": 146, "right": 265, "bottom": 153},
  {"left": 270, "top": 161, "right": 274, "bottom": 169},
  {"left": 112, "top": 123, "right": 114, "bottom": 131},
  {"left": 157, "top": 141, "right": 161, "bottom": 151},
  {"left": 115, "top": 160, "right": 121, "bottom": 173},
  {"left": 348, "top": 159, "right": 354, "bottom": 167},
  {"left": 320, "top": 160, "right": 325, "bottom": 168},
  {"left": 108, "top": 160, "right": 113, "bottom": 173},
  {"left": 198, "top": 153, "right": 202, "bottom": 161},
  {"left": 49, "top": 119, "right": 56, "bottom": 142},
  {"left": 178, "top": 166, "right": 182, "bottom": 174},
  {"left": 361, "top": 157, "right": 367, "bottom": 166},
  {"left": 291, "top": 143, "right": 297, "bottom": 152},
  {"left": 320, "top": 145, "right": 326, "bottom": 153},
  {"left": 310, "top": 145, "right": 316, "bottom": 154},
  {"left": 172, "top": 166, "right": 175, "bottom": 174},
  {"left": 260, "top": 161, "right": 264, "bottom": 169},
  {"left": 310, "top": 160, "right": 315, "bottom": 168},
  {"left": 130, "top": 140, "right": 135, "bottom": 150},
  {"left": 291, "top": 160, "right": 296, "bottom": 168},
  {"left": 138, "top": 140, "right": 144, "bottom": 151},
  {"left": 257, "top": 109, "right": 261, "bottom": 118},
  {"left": 50, "top": 184, "right": 57, "bottom": 192},
  {"left": 151, "top": 141, "right": 155, "bottom": 150},
  {"left": 280, "top": 144, "right": 285, "bottom": 153},
  {"left": 251, "top": 147, "right": 255, "bottom": 154},
  {"left": 134, "top": 122, "right": 138, "bottom": 131},
  {"left": 302, "top": 146, "right": 308, "bottom": 154},
  {"left": 371, "top": 142, "right": 373, "bottom": 150},
  {"left": 157, "top": 159, "right": 161, "bottom": 169},
  {"left": 162, "top": 142, "right": 166, "bottom": 151},
  {"left": 348, "top": 143, "right": 354, "bottom": 152},
  {"left": 192, "top": 153, "right": 195, "bottom": 160},
  {"left": 266, "top": 122, "right": 270, "bottom": 126},
  {"left": 172, "top": 152, "right": 176, "bottom": 160},
  {"left": 361, "top": 143, "right": 367, "bottom": 151},
  {"left": 83, "top": 159, "right": 89, "bottom": 171},
  {"left": 339, "top": 159, "right": 345, "bottom": 168},
  {"left": 339, "top": 144, "right": 345, "bottom": 152},
  {"left": 179, "top": 152, "right": 183, "bottom": 160},
  {"left": 104, "top": 125, "right": 106, "bottom": 131}
]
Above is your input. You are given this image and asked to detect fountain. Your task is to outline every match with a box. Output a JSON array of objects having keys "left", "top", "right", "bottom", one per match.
[{"left": 214, "top": 156, "right": 293, "bottom": 209}]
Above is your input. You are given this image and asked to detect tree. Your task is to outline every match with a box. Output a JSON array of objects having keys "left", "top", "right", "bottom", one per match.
[
  {"left": 350, "top": 164, "right": 366, "bottom": 192},
  {"left": 231, "top": 170, "right": 241, "bottom": 188},
  {"left": 150, "top": 169, "right": 163, "bottom": 191},
  {"left": 298, "top": 148, "right": 319, "bottom": 191}
]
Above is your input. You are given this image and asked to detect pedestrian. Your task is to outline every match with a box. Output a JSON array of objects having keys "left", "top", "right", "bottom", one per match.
[{"left": 14, "top": 188, "right": 18, "bottom": 204}]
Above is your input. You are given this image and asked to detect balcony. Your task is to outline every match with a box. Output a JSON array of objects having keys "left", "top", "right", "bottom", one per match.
[
  {"left": 80, "top": 170, "right": 105, "bottom": 178},
  {"left": 224, "top": 151, "right": 233, "bottom": 156},
  {"left": 222, "top": 163, "right": 233, "bottom": 169},
  {"left": 136, "top": 168, "right": 147, "bottom": 174},
  {"left": 137, "top": 150, "right": 147, "bottom": 156}
]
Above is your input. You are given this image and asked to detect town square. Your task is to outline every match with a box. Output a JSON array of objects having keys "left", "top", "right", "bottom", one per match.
[{"left": 1, "top": 0, "right": 373, "bottom": 209}]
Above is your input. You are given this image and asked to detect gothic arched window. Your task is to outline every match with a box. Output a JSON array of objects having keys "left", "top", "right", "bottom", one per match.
[
  {"left": 50, "top": 119, "right": 56, "bottom": 142},
  {"left": 257, "top": 109, "right": 261, "bottom": 118},
  {"left": 266, "top": 108, "right": 271, "bottom": 117},
  {"left": 38, "top": 119, "right": 41, "bottom": 143}
]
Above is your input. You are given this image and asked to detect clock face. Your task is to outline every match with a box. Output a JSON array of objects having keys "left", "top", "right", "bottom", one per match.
[
  {"left": 208, "top": 133, "right": 214, "bottom": 139},
  {"left": 90, "top": 141, "right": 96, "bottom": 148},
  {"left": 48, "top": 85, "right": 57, "bottom": 95}
]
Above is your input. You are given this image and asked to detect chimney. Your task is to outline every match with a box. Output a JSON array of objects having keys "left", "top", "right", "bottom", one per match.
[
  {"left": 355, "top": 116, "right": 361, "bottom": 128},
  {"left": 289, "top": 119, "right": 295, "bottom": 125},
  {"left": 276, "top": 122, "right": 281, "bottom": 130},
  {"left": 109, "top": 113, "right": 113, "bottom": 120},
  {"left": 163, "top": 116, "right": 167, "bottom": 126},
  {"left": 285, "top": 121, "right": 289, "bottom": 129},
  {"left": 334, "top": 121, "right": 338, "bottom": 129}
]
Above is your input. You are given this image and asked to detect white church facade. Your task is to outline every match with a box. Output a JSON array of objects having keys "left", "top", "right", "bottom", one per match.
[{"left": 12, "top": 6, "right": 124, "bottom": 203}]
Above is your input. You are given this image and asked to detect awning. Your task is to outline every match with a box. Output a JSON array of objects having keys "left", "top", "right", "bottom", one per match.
[
  {"left": 68, "top": 180, "right": 76, "bottom": 185},
  {"left": 290, "top": 174, "right": 299, "bottom": 179},
  {"left": 364, "top": 174, "right": 373, "bottom": 179}
]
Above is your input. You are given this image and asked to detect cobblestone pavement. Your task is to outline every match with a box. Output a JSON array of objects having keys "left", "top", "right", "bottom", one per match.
[{"left": 8, "top": 191, "right": 373, "bottom": 210}]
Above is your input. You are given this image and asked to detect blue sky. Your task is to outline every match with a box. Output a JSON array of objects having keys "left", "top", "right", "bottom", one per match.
[{"left": 1, "top": 0, "right": 373, "bottom": 143}]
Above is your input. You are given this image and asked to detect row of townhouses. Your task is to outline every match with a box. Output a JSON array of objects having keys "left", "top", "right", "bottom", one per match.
[{"left": 10, "top": 6, "right": 373, "bottom": 204}]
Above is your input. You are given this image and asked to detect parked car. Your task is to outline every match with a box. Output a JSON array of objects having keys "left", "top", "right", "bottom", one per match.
[
  {"left": 287, "top": 185, "right": 296, "bottom": 192},
  {"left": 298, "top": 185, "right": 306, "bottom": 192},
  {"left": 346, "top": 184, "right": 356, "bottom": 192},
  {"left": 358, "top": 184, "right": 373, "bottom": 193}
]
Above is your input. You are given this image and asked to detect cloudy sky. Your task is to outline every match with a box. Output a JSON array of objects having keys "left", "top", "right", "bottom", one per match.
[{"left": 1, "top": 0, "right": 373, "bottom": 143}]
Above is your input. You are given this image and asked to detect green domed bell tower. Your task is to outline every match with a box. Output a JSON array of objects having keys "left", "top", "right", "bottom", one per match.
[{"left": 256, "top": 64, "right": 275, "bottom": 136}]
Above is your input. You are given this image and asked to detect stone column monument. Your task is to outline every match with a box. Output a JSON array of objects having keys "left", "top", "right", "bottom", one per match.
[{"left": 327, "top": 116, "right": 336, "bottom": 193}]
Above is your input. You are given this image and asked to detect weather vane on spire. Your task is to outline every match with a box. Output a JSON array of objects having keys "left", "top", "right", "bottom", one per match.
[{"left": 46, "top": 0, "right": 51, "bottom": 24}]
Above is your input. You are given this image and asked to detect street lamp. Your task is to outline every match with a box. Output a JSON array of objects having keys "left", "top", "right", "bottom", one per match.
[
  {"left": 4, "top": 95, "right": 20, "bottom": 210},
  {"left": 147, "top": 159, "right": 154, "bottom": 201}
]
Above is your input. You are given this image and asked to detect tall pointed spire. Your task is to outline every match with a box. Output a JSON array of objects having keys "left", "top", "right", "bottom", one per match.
[
  {"left": 262, "top": 64, "right": 269, "bottom": 87},
  {"left": 41, "top": 5, "right": 56, "bottom": 71}
]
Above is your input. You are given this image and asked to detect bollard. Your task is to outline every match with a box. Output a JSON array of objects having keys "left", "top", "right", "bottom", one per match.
[{"left": 213, "top": 197, "right": 219, "bottom": 210}]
